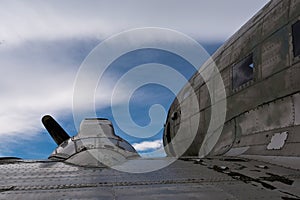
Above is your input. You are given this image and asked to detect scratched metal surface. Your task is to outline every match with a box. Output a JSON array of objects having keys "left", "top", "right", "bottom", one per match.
[
  {"left": 0, "top": 157, "right": 299, "bottom": 199},
  {"left": 164, "top": 0, "right": 300, "bottom": 159}
]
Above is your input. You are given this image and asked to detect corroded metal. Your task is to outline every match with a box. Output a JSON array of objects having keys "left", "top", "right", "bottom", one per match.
[
  {"left": 1, "top": 1, "right": 299, "bottom": 199},
  {"left": 163, "top": 0, "right": 300, "bottom": 163},
  {"left": 0, "top": 158, "right": 299, "bottom": 199}
]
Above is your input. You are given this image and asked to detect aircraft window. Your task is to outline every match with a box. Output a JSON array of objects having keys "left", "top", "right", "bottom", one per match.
[
  {"left": 292, "top": 20, "right": 300, "bottom": 57},
  {"left": 232, "top": 54, "right": 254, "bottom": 89}
]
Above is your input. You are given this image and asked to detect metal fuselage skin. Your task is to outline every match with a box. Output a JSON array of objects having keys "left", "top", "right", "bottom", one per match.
[
  {"left": 163, "top": 0, "right": 300, "bottom": 159},
  {"left": 1, "top": 1, "right": 300, "bottom": 199}
]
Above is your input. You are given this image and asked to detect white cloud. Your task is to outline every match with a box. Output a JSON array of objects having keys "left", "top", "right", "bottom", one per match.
[
  {"left": 0, "top": 0, "right": 269, "bottom": 157},
  {"left": 132, "top": 140, "right": 163, "bottom": 152},
  {"left": 0, "top": 0, "right": 269, "bottom": 44},
  {"left": 0, "top": 39, "right": 117, "bottom": 136}
]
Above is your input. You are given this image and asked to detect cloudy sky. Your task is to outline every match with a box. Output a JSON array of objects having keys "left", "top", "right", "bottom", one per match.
[{"left": 0, "top": 0, "right": 269, "bottom": 158}]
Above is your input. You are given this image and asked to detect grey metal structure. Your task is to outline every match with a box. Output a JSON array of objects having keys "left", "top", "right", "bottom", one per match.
[
  {"left": 164, "top": 0, "right": 300, "bottom": 164},
  {"left": 46, "top": 116, "right": 139, "bottom": 168},
  {"left": 0, "top": 157, "right": 299, "bottom": 199},
  {"left": 1, "top": 0, "right": 300, "bottom": 199}
]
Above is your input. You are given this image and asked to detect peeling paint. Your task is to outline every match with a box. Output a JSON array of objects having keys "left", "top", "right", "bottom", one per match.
[{"left": 267, "top": 132, "right": 288, "bottom": 150}]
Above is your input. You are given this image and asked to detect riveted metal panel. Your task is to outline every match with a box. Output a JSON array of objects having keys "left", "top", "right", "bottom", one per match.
[
  {"left": 174, "top": 110, "right": 182, "bottom": 128},
  {"left": 242, "top": 23, "right": 263, "bottom": 59},
  {"left": 185, "top": 113, "right": 202, "bottom": 155},
  {"left": 256, "top": 97, "right": 294, "bottom": 133},
  {"left": 187, "top": 112, "right": 201, "bottom": 144},
  {"left": 262, "top": 0, "right": 289, "bottom": 37},
  {"left": 195, "top": 88, "right": 201, "bottom": 113},
  {"left": 226, "top": 83, "right": 260, "bottom": 120},
  {"left": 238, "top": 125, "right": 300, "bottom": 149},
  {"left": 172, "top": 120, "right": 191, "bottom": 156},
  {"left": 266, "top": 0, "right": 282, "bottom": 8},
  {"left": 285, "top": 124, "right": 300, "bottom": 142},
  {"left": 115, "top": 184, "right": 237, "bottom": 200},
  {"left": 230, "top": 38, "right": 245, "bottom": 65},
  {"left": 229, "top": 23, "right": 262, "bottom": 67},
  {"left": 234, "top": 94, "right": 296, "bottom": 148},
  {"left": 294, "top": 93, "right": 300, "bottom": 125},
  {"left": 176, "top": 85, "right": 194, "bottom": 122},
  {"left": 188, "top": 111, "right": 206, "bottom": 155},
  {"left": 238, "top": 6, "right": 264, "bottom": 37},
  {"left": 189, "top": 92, "right": 200, "bottom": 116},
  {"left": 290, "top": 0, "right": 300, "bottom": 20},
  {"left": 291, "top": 62, "right": 300, "bottom": 91},
  {"left": 210, "top": 120, "right": 235, "bottom": 156},
  {"left": 203, "top": 107, "right": 211, "bottom": 134},
  {"left": 177, "top": 84, "right": 191, "bottom": 103},
  {"left": 224, "top": 29, "right": 240, "bottom": 51},
  {"left": 238, "top": 131, "right": 270, "bottom": 147},
  {"left": 211, "top": 76, "right": 226, "bottom": 104},
  {"left": 216, "top": 181, "right": 285, "bottom": 200},
  {"left": 169, "top": 120, "right": 177, "bottom": 140},
  {"left": 261, "top": 27, "right": 289, "bottom": 79},
  {"left": 0, "top": 157, "right": 300, "bottom": 199},
  {"left": 259, "top": 66, "right": 293, "bottom": 100},
  {"left": 217, "top": 46, "right": 233, "bottom": 72},
  {"left": 190, "top": 112, "right": 200, "bottom": 139},
  {"left": 200, "top": 84, "right": 210, "bottom": 110},
  {"left": 242, "top": 142, "right": 300, "bottom": 157},
  {"left": 218, "top": 67, "right": 231, "bottom": 97},
  {"left": 180, "top": 99, "right": 191, "bottom": 121},
  {"left": 214, "top": 42, "right": 226, "bottom": 58},
  {"left": 1, "top": 188, "right": 114, "bottom": 199},
  {"left": 236, "top": 110, "right": 257, "bottom": 137},
  {"left": 192, "top": 72, "right": 204, "bottom": 90}
]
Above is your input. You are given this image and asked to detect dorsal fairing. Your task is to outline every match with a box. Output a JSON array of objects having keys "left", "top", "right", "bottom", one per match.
[
  {"left": 77, "top": 118, "right": 117, "bottom": 138},
  {"left": 42, "top": 116, "right": 139, "bottom": 167}
]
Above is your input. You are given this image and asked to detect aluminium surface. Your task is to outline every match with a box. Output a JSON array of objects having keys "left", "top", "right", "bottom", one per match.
[{"left": 0, "top": 157, "right": 299, "bottom": 200}]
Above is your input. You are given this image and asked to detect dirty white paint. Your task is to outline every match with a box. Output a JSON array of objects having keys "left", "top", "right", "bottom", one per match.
[{"left": 267, "top": 131, "right": 288, "bottom": 150}]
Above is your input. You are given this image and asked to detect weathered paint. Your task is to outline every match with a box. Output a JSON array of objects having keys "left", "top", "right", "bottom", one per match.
[{"left": 164, "top": 0, "right": 300, "bottom": 161}]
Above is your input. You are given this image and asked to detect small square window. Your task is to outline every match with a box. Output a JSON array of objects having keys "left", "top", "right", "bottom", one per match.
[
  {"left": 232, "top": 54, "right": 254, "bottom": 90},
  {"left": 292, "top": 20, "right": 300, "bottom": 57}
]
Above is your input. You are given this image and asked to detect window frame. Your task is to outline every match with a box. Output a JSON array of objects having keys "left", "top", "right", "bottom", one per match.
[
  {"left": 292, "top": 20, "right": 300, "bottom": 58},
  {"left": 232, "top": 53, "right": 255, "bottom": 91}
]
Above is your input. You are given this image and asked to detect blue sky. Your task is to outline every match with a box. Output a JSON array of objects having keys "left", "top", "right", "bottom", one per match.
[{"left": 0, "top": 0, "right": 269, "bottom": 159}]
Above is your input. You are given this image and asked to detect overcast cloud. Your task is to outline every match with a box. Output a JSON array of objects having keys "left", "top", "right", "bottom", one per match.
[
  {"left": 0, "top": 0, "right": 269, "bottom": 157},
  {"left": 0, "top": 0, "right": 269, "bottom": 43}
]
